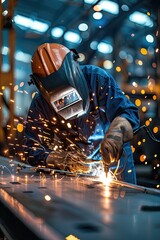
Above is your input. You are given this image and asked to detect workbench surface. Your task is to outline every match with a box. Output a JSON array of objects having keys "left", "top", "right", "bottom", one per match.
[{"left": 0, "top": 156, "right": 160, "bottom": 240}]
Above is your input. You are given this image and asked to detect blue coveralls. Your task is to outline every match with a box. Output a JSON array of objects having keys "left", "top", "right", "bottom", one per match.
[{"left": 24, "top": 65, "right": 140, "bottom": 184}]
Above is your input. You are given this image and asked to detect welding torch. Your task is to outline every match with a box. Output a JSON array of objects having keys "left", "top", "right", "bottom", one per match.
[{"left": 100, "top": 116, "right": 134, "bottom": 177}]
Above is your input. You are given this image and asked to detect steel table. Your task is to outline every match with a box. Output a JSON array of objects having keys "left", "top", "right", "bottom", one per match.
[{"left": 0, "top": 156, "right": 160, "bottom": 240}]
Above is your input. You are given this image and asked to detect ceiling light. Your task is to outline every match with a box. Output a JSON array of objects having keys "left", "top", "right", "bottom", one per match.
[
  {"left": 103, "top": 60, "right": 113, "bottom": 69},
  {"left": 30, "top": 20, "right": 49, "bottom": 33},
  {"left": 99, "top": 1, "right": 119, "bottom": 15},
  {"left": 84, "top": 0, "right": 119, "bottom": 15},
  {"left": 119, "top": 50, "right": 127, "bottom": 59},
  {"left": 84, "top": 0, "right": 97, "bottom": 4},
  {"left": 64, "top": 31, "right": 82, "bottom": 43},
  {"left": 98, "top": 42, "right": 113, "bottom": 54},
  {"left": 51, "top": 27, "right": 64, "bottom": 38},
  {"left": 2, "top": 10, "right": 8, "bottom": 16},
  {"left": 90, "top": 41, "right": 98, "bottom": 50},
  {"left": 121, "top": 4, "right": 129, "bottom": 11},
  {"left": 78, "top": 23, "right": 88, "bottom": 31},
  {"left": 2, "top": 46, "right": 9, "bottom": 55},
  {"left": 93, "top": 5, "right": 102, "bottom": 11},
  {"left": 93, "top": 12, "right": 103, "bottom": 20},
  {"left": 15, "top": 51, "right": 31, "bottom": 63},
  {"left": 129, "top": 11, "right": 153, "bottom": 27},
  {"left": 14, "top": 15, "right": 32, "bottom": 28},
  {"left": 140, "top": 48, "right": 148, "bottom": 55},
  {"left": 146, "top": 34, "right": 154, "bottom": 43},
  {"left": 14, "top": 14, "right": 49, "bottom": 33},
  {"left": 2, "top": 63, "right": 10, "bottom": 72}
]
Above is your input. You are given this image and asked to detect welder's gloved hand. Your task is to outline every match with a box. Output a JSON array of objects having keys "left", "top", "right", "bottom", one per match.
[
  {"left": 100, "top": 116, "right": 133, "bottom": 166},
  {"left": 100, "top": 137, "right": 123, "bottom": 166},
  {"left": 46, "top": 148, "right": 90, "bottom": 173}
]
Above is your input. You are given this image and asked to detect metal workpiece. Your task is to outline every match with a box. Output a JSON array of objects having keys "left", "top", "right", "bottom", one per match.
[{"left": 0, "top": 156, "right": 160, "bottom": 240}]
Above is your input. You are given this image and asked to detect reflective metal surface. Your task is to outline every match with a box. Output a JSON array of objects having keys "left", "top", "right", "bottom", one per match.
[{"left": 0, "top": 156, "right": 160, "bottom": 240}]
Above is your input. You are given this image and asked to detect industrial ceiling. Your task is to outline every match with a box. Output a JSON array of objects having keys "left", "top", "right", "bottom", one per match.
[{"left": 1, "top": 0, "right": 160, "bottom": 116}]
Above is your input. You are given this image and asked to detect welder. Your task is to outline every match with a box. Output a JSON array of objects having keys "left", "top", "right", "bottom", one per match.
[{"left": 23, "top": 43, "right": 140, "bottom": 184}]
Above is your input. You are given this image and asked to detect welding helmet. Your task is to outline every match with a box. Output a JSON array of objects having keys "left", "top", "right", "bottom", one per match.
[{"left": 30, "top": 43, "right": 90, "bottom": 120}]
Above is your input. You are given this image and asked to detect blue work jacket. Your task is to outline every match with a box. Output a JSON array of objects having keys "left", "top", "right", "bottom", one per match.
[{"left": 24, "top": 65, "right": 140, "bottom": 183}]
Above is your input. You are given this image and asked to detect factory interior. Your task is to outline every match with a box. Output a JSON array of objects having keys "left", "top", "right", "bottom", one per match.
[{"left": 0, "top": 0, "right": 160, "bottom": 239}]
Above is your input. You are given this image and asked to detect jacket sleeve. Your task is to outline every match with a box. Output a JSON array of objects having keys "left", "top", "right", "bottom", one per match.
[
  {"left": 91, "top": 68, "right": 140, "bottom": 133},
  {"left": 82, "top": 65, "right": 140, "bottom": 133},
  {"left": 23, "top": 94, "right": 54, "bottom": 166}
]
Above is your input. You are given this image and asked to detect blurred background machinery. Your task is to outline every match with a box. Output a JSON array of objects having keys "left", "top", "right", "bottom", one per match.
[{"left": 0, "top": 0, "right": 160, "bottom": 187}]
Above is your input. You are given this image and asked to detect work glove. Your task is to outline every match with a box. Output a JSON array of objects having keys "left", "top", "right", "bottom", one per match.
[
  {"left": 100, "top": 116, "right": 133, "bottom": 167},
  {"left": 46, "top": 146, "right": 90, "bottom": 173}
]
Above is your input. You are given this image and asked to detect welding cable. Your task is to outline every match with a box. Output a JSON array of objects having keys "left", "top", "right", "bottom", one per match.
[
  {"left": 109, "top": 148, "right": 128, "bottom": 178},
  {"left": 108, "top": 169, "right": 117, "bottom": 180},
  {"left": 113, "top": 159, "right": 120, "bottom": 176},
  {"left": 134, "top": 125, "right": 160, "bottom": 143}
]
